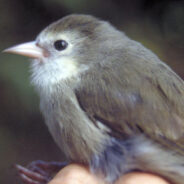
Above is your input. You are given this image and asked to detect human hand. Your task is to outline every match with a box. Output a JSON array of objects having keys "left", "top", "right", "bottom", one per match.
[{"left": 48, "top": 164, "right": 170, "bottom": 184}]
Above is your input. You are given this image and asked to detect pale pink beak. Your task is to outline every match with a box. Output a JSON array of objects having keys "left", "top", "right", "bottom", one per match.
[{"left": 3, "top": 41, "right": 46, "bottom": 59}]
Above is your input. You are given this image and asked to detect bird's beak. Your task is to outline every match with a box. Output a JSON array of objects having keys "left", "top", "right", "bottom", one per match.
[{"left": 3, "top": 41, "right": 46, "bottom": 59}]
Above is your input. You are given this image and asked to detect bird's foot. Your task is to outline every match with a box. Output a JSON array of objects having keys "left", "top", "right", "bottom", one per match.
[{"left": 15, "top": 160, "right": 67, "bottom": 184}]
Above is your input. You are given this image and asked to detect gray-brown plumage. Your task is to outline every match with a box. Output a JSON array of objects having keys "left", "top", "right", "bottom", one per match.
[{"left": 4, "top": 14, "right": 184, "bottom": 184}]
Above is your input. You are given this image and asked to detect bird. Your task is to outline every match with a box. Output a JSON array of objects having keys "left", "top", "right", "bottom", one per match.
[{"left": 3, "top": 14, "right": 184, "bottom": 184}]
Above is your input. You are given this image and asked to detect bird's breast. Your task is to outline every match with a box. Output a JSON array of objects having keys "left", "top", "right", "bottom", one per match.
[{"left": 39, "top": 86, "right": 110, "bottom": 164}]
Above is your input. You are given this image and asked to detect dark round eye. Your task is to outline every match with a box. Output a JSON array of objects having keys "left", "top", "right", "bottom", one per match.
[{"left": 54, "top": 40, "right": 68, "bottom": 51}]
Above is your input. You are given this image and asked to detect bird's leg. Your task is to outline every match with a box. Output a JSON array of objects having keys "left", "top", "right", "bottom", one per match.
[{"left": 15, "top": 160, "right": 67, "bottom": 184}]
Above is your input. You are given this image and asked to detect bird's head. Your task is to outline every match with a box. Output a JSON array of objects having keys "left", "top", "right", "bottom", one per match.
[{"left": 3, "top": 14, "right": 124, "bottom": 91}]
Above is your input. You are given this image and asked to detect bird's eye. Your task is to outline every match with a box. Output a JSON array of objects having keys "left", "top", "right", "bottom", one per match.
[{"left": 54, "top": 40, "right": 68, "bottom": 51}]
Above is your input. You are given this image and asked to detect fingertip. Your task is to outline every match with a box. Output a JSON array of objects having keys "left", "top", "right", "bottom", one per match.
[
  {"left": 116, "top": 172, "right": 170, "bottom": 184},
  {"left": 49, "top": 164, "right": 105, "bottom": 184}
]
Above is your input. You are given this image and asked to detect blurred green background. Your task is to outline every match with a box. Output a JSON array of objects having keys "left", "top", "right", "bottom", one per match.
[{"left": 0, "top": 0, "right": 184, "bottom": 183}]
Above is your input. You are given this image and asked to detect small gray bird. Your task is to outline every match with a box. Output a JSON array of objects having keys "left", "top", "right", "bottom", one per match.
[{"left": 4, "top": 14, "right": 184, "bottom": 184}]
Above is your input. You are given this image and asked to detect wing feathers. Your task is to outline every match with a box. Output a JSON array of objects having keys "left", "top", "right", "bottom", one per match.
[{"left": 75, "top": 59, "right": 184, "bottom": 153}]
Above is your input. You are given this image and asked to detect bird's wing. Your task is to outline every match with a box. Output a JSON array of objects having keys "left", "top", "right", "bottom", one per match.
[{"left": 75, "top": 58, "right": 184, "bottom": 152}]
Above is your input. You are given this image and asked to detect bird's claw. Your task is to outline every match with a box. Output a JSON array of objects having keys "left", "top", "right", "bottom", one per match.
[
  {"left": 15, "top": 160, "right": 67, "bottom": 184},
  {"left": 15, "top": 164, "right": 50, "bottom": 184}
]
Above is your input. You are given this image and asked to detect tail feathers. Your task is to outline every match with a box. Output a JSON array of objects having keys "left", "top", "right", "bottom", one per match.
[
  {"left": 133, "top": 136, "right": 184, "bottom": 184},
  {"left": 90, "top": 136, "right": 184, "bottom": 184}
]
